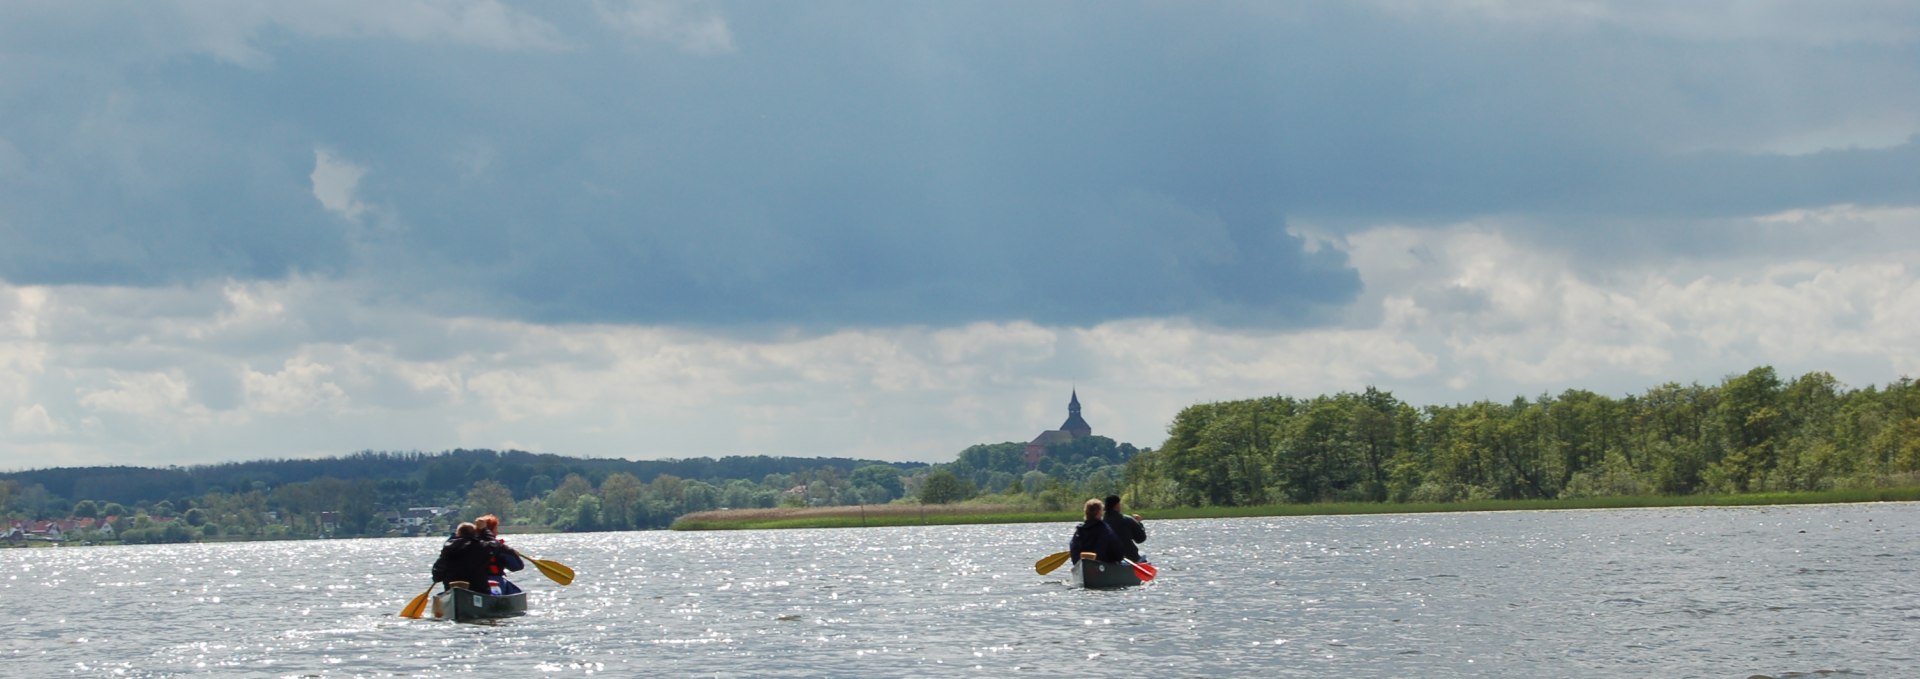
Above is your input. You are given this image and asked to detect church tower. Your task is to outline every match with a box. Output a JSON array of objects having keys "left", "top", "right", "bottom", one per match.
[
  {"left": 1024, "top": 390, "right": 1094, "bottom": 470},
  {"left": 1060, "top": 389, "right": 1092, "bottom": 438}
]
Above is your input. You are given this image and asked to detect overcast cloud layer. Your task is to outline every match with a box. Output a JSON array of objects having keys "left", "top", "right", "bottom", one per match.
[{"left": 2, "top": 1, "right": 1917, "bottom": 468}]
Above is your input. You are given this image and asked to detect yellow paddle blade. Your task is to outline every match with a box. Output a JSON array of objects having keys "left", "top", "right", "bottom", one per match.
[
  {"left": 398, "top": 583, "right": 435, "bottom": 619},
  {"left": 1034, "top": 551, "right": 1070, "bottom": 576},
  {"left": 527, "top": 556, "right": 575, "bottom": 586}
]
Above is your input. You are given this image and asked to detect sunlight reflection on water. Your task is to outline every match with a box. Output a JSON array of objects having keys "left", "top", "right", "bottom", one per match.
[{"left": 2, "top": 503, "right": 1917, "bottom": 677}]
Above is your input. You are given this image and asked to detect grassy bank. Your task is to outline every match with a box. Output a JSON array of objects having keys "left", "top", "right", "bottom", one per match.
[{"left": 670, "top": 486, "right": 1920, "bottom": 530}]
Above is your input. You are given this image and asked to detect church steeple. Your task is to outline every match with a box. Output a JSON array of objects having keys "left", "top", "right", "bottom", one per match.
[{"left": 1060, "top": 389, "right": 1092, "bottom": 438}]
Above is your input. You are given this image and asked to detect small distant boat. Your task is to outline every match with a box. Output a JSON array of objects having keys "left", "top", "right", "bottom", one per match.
[
  {"left": 432, "top": 585, "right": 528, "bottom": 622},
  {"left": 1072, "top": 559, "right": 1143, "bottom": 589}
]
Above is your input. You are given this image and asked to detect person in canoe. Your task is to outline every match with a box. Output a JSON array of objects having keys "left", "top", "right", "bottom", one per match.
[
  {"left": 1069, "top": 498, "right": 1126, "bottom": 565},
  {"left": 432, "top": 522, "right": 495, "bottom": 593},
  {"left": 473, "top": 514, "right": 526, "bottom": 595},
  {"left": 1103, "top": 495, "right": 1147, "bottom": 564}
]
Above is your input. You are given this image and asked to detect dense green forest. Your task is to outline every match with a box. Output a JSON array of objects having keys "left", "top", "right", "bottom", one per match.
[
  {"left": 3, "top": 449, "right": 925, "bottom": 510},
  {"left": 0, "top": 437, "right": 1143, "bottom": 543},
  {"left": 7, "top": 365, "right": 1917, "bottom": 544},
  {"left": 0, "top": 450, "right": 937, "bottom": 542},
  {"left": 1125, "top": 367, "right": 1920, "bottom": 508}
]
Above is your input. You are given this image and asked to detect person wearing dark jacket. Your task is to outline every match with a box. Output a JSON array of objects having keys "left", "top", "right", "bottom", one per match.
[
  {"left": 431, "top": 522, "right": 495, "bottom": 592},
  {"left": 1069, "top": 498, "right": 1126, "bottom": 564},
  {"left": 1103, "top": 495, "right": 1147, "bottom": 563}
]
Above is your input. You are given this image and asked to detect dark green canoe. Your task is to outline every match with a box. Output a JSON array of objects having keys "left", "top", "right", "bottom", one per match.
[
  {"left": 1071, "top": 559, "right": 1143, "bottom": 589},
  {"left": 432, "top": 586, "right": 528, "bottom": 622}
]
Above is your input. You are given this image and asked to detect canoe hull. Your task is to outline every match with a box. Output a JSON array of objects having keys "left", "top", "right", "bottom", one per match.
[
  {"left": 1071, "top": 560, "right": 1143, "bottom": 589},
  {"left": 431, "top": 586, "right": 527, "bottom": 622}
]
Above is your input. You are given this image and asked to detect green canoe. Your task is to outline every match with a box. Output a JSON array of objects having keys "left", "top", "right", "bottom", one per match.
[
  {"left": 1072, "top": 559, "right": 1143, "bottom": 589},
  {"left": 432, "top": 585, "right": 528, "bottom": 622}
]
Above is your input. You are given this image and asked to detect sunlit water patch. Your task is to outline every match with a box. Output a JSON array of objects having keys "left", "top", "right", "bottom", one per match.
[{"left": 3, "top": 504, "right": 1917, "bottom": 676}]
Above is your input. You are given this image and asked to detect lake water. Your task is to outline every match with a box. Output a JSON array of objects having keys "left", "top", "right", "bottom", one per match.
[{"left": 4, "top": 503, "right": 1918, "bottom": 678}]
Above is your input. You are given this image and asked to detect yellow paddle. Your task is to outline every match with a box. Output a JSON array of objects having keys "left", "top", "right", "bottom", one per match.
[
  {"left": 1034, "top": 551, "right": 1070, "bottom": 575},
  {"left": 398, "top": 581, "right": 437, "bottom": 619},
  {"left": 515, "top": 550, "right": 576, "bottom": 586}
]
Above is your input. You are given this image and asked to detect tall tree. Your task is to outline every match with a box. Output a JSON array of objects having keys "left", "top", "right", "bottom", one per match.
[
  {"left": 341, "top": 480, "right": 378, "bottom": 536},
  {"left": 464, "top": 480, "right": 515, "bottom": 524},
  {"left": 850, "top": 464, "right": 904, "bottom": 501},
  {"left": 1349, "top": 391, "right": 1398, "bottom": 502},
  {"left": 571, "top": 495, "right": 602, "bottom": 532},
  {"left": 597, "top": 472, "right": 643, "bottom": 530},
  {"left": 919, "top": 470, "right": 974, "bottom": 504},
  {"left": 1714, "top": 366, "right": 1785, "bottom": 491},
  {"left": 547, "top": 474, "right": 593, "bottom": 515}
]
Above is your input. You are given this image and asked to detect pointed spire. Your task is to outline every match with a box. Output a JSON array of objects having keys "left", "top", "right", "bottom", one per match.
[{"left": 1061, "top": 388, "right": 1091, "bottom": 437}]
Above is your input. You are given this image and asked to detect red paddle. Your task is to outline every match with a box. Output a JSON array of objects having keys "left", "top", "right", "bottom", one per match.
[{"left": 1123, "top": 558, "right": 1157, "bottom": 582}]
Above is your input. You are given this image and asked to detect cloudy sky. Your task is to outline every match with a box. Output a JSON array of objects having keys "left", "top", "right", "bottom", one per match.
[{"left": 3, "top": 1, "right": 1918, "bottom": 469}]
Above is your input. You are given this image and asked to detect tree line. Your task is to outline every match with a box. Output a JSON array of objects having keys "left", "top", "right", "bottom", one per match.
[
  {"left": 1, "top": 432, "right": 1149, "bottom": 543},
  {"left": 9, "top": 365, "right": 1914, "bottom": 542},
  {"left": 0, "top": 451, "right": 935, "bottom": 541},
  {"left": 1127, "top": 366, "right": 1920, "bottom": 508}
]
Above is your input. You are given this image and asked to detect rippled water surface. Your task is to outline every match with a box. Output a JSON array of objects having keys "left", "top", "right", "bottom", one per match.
[{"left": 5, "top": 503, "right": 1919, "bottom": 677}]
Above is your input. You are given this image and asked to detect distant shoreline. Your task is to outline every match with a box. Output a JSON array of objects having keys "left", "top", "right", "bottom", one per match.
[
  {"left": 669, "top": 487, "right": 1920, "bottom": 530},
  {"left": 12, "top": 488, "right": 1914, "bottom": 546}
]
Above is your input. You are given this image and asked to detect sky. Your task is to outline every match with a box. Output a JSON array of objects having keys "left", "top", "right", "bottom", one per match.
[{"left": 2, "top": 0, "right": 1918, "bottom": 470}]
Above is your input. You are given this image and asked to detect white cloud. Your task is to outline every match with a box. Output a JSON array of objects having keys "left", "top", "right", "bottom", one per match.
[
  {"left": 1, "top": 285, "right": 48, "bottom": 343},
  {"left": 1756, "top": 122, "right": 1918, "bottom": 156},
  {"left": 78, "top": 371, "right": 201, "bottom": 417},
  {"left": 0, "top": 288, "right": 49, "bottom": 428},
  {"left": 1754, "top": 203, "right": 1920, "bottom": 234},
  {"left": 244, "top": 357, "right": 347, "bottom": 414},
  {"left": 7, "top": 210, "right": 1920, "bottom": 467},
  {"left": 11, "top": 404, "right": 58, "bottom": 436},
  {"left": 1337, "top": 208, "right": 1920, "bottom": 396},
  {"left": 594, "top": 0, "right": 737, "bottom": 56},
  {"left": 311, "top": 148, "right": 368, "bottom": 221}
]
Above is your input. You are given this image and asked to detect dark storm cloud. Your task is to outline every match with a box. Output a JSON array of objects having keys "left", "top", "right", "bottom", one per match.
[{"left": 1, "top": 1, "right": 1914, "bottom": 328}]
